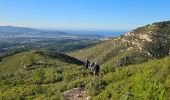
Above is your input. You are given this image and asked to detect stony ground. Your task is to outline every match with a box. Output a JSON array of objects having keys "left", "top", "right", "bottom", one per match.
[{"left": 62, "top": 87, "right": 91, "bottom": 100}]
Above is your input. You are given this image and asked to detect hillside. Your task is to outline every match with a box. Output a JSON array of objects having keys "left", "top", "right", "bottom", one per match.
[
  {"left": 90, "top": 56, "right": 170, "bottom": 99},
  {"left": 0, "top": 50, "right": 83, "bottom": 76},
  {"left": 0, "top": 50, "right": 91, "bottom": 99},
  {"left": 69, "top": 21, "right": 170, "bottom": 67},
  {"left": 0, "top": 21, "right": 170, "bottom": 99},
  {"left": 0, "top": 51, "right": 170, "bottom": 99}
]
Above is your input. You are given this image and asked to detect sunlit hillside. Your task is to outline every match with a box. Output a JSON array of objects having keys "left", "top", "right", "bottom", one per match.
[
  {"left": 0, "top": 21, "right": 170, "bottom": 99},
  {"left": 70, "top": 21, "right": 170, "bottom": 67}
]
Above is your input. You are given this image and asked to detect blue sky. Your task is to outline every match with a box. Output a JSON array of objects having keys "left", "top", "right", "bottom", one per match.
[{"left": 0, "top": 0, "right": 170, "bottom": 30}]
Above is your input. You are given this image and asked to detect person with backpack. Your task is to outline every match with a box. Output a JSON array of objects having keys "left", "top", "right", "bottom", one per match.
[
  {"left": 90, "top": 61, "right": 95, "bottom": 73},
  {"left": 93, "top": 62, "right": 100, "bottom": 76},
  {"left": 84, "top": 58, "right": 90, "bottom": 69},
  {"left": 90, "top": 62, "right": 95, "bottom": 68}
]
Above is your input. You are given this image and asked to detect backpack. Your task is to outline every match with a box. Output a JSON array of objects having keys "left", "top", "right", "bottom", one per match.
[{"left": 95, "top": 64, "right": 100, "bottom": 71}]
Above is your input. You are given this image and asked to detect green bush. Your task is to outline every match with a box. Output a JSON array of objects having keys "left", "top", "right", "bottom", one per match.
[
  {"left": 35, "top": 68, "right": 46, "bottom": 84},
  {"left": 32, "top": 85, "right": 47, "bottom": 94},
  {"left": 101, "top": 66, "right": 115, "bottom": 74},
  {"left": 117, "top": 51, "right": 149, "bottom": 66}
]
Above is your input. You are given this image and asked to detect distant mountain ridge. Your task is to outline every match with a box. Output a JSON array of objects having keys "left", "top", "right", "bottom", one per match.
[
  {"left": 0, "top": 26, "right": 106, "bottom": 39},
  {"left": 0, "top": 26, "right": 43, "bottom": 33}
]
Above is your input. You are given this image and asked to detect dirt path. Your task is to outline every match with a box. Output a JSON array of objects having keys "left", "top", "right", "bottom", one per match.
[{"left": 62, "top": 87, "right": 91, "bottom": 100}]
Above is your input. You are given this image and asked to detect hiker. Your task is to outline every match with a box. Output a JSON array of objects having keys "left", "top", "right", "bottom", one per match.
[
  {"left": 90, "top": 62, "right": 95, "bottom": 68},
  {"left": 90, "top": 61, "right": 95, "bottom": 72},
  {"left": 93, "top": 62, "right": 100, "bottom": 76},
  {"left": 84, "top": 58, "right": 90, "bottom": 69}
]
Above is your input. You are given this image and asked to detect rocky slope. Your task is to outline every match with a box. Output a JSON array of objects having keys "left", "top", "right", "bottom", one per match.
[{"left": 69, "top": 21, "right": 170, "bottom": 67}]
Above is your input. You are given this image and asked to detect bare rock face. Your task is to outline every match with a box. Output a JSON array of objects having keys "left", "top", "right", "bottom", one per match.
[
  {"left": 138, "top": 34, "right": 152, "bottom": 42},
  {"left": 125, "top": 32, "right": 135, "bottom": 36}
]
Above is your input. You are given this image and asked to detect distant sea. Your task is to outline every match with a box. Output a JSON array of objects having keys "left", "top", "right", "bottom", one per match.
[{"left": 64, "top": 30, "right": 127, "bottom": 37}]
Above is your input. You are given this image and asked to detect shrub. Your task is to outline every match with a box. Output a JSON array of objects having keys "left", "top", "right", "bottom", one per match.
[
  {"left": 32, "top": 85, "right": 47, "bottom": 94},
  {"left": 117, "top": 51, "right": 149, "bottom": 66},
  {"left": 101, "top": 66, "right": 115, "bottom": 74},
  {"left": 63, "top": 72, "right": 72, "bottom": 81},
  {"left": 35, "top": 68, "right": 46, "bottom": 84}
]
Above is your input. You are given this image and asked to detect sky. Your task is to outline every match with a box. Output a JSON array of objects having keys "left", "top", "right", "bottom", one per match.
[{"left": 0, "top": 0, "right": 170, "bottom": 31}]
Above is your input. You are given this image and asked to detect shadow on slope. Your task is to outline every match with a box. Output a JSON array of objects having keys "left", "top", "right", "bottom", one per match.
[{"left": 35, "top": 51, "right": 83, "bottom": 66}]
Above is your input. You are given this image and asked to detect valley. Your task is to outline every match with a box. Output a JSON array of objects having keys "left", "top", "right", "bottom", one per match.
[{"left": 0, "top": 26, "right": 108, "bottom": 56}]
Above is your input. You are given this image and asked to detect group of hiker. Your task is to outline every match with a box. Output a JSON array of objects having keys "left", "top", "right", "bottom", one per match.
[{"left": 83, "top": 58, "right": 100, "bottom": 76}]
